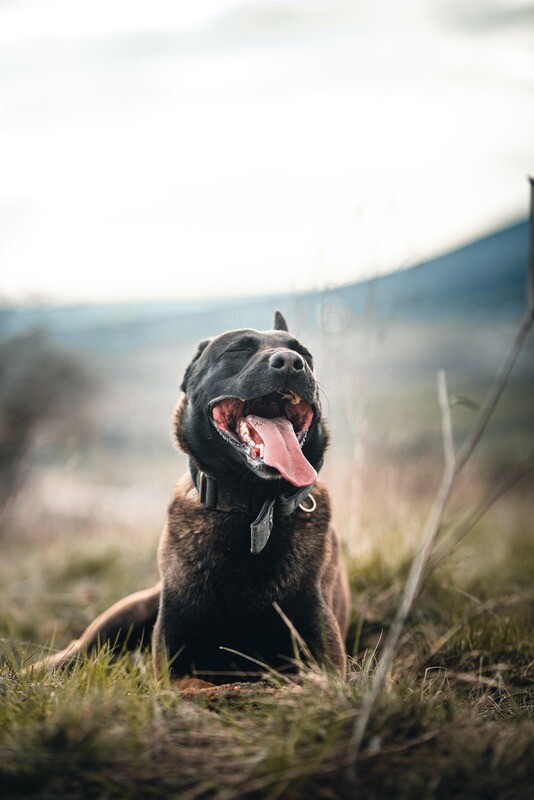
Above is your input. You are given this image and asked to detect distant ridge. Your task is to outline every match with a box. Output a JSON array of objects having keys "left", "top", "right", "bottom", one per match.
[
  {"left": 328, "top": 219, "right": 528, "bottom": 322},
  {"left": 0, "top": 220, "right": 528, "bottom": 349}
]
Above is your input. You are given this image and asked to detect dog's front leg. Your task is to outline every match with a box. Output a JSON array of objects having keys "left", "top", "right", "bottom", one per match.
[
  {"left": 151, "top": 595, "right": 251, "bottom": 698},
  {"left": 289, "top": 597, "right": 347, "bottom": 674},
  {"left": 318, "top": 604, "right": 347, "bottom": 672},
  {"left": 151, "top": 590, "right": 189, "bottom": 680}
]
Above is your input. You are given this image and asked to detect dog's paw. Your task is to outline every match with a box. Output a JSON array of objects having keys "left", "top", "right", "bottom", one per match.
[
  {"left": 174, "top": 677, "right": 216, "bottom": 698},
  {"left": 177, "top": 679, "right": 275, "bottom": 702}
]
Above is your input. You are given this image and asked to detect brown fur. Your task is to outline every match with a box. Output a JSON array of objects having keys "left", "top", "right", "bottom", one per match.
[
  {"left": 28, "top": 317, "right": 350, "bottom": 688},
  {"left": 151, "top": 472, "right": 349, "bottom": 679}
]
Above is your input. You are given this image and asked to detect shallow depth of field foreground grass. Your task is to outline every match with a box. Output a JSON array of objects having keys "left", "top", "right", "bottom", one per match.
[{"left": 0, "top": 474, "right": 533, "bottom": 800}]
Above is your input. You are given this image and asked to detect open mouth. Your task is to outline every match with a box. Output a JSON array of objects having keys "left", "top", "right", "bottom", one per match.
[{"left": 210, "top": 391, "right": 317, "bottom": 487}]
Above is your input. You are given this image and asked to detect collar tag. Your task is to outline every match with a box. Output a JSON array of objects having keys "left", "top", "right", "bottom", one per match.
[{"left": 250, "top": 498, "right": 275, "bottom": 555}]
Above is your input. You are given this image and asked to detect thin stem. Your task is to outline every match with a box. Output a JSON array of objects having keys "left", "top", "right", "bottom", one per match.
[
  {"left": 428, "top": 450, "right": 534, "bottom": 574},
  {"left": 455, "top": 313, "right": 533, "bottom": 472},
  {"left": 348, "top": 180, "right": 534, "bottom": 767},
  {"left": 350, "top": 372, "right": 456, "bottom": 759},
  {"left": 527, "top": 176, "right": 534, "bottom": 315},
  {"left": 455, "top": 176, "right": 534, "bottom": 472},
  {"left": 438, "top": 369, "right": 455, "bottom": 470}
]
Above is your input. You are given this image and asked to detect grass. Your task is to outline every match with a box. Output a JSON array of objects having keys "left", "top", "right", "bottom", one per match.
[{"left": 0, "top": 470, "right": 533, "bottom": 799}]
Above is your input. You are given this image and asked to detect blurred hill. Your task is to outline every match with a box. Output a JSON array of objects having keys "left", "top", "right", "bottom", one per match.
[
  {"left": 1, "top": 219, "right": 532, "bottom": 509},
  {"left": 0, "top": 220, "right": 528, "bottom": 348}
]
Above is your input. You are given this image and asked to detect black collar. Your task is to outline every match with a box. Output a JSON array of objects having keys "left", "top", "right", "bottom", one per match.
[{"left": 189, "top": 460, "right": 320, "bottom": 555}]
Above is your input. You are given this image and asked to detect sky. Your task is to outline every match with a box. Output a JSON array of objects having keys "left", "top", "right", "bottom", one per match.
[{"left": 1, "top": 0, "right": 533, "bottom": 304}]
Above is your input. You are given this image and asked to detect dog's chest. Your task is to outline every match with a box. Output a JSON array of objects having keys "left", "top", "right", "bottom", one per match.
[{"left": 166, "top": 509, "right": 323, "bottom": 612}]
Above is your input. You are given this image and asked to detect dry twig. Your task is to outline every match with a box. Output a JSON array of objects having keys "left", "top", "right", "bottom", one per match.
[{"left": 349, "top": 177, "right": 534, "bottom": 764}]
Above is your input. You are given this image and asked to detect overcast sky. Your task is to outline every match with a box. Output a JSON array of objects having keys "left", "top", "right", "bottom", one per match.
[{"left": 1, "top": 0, "right": 533, "bottom": 304}]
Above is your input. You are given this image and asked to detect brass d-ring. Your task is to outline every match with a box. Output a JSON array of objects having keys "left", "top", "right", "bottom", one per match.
[{"left": 299, "top": 494, "right": 317, "bottom": 514}]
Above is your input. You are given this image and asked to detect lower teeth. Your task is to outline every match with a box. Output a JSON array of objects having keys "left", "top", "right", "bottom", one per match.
[{"left": 250, "top": 443, "right": 264, "bottom": 459}]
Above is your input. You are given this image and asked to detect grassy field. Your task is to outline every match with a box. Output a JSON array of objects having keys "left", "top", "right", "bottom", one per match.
[
  {"left": 1, "top": 216, "right": 533, "bottom": 797},
  {"left": 0, "top": 461, "right": 532, "bottom": 799}
]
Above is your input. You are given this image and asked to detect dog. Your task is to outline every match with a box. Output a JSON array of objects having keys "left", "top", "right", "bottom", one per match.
[{"left": 31, "top": 312, "right": 350, "bottom": 687}]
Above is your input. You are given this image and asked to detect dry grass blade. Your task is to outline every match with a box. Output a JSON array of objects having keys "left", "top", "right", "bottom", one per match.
[
  {"left": 428, "top": 450, "right": 534, "bottom": 574},
  {"left": 455, "top": 176, "right": 534, "bottom": 473},
  {"left": 349, "top": 371, "right": 457, "bottom": 761},
  {"left": 349, "top": 178, "right": 534, "bottom": 766},
  {"left": 527, "top": 175, "right": 534, "bottom": 313},
  {"left": 438, "top": 369, "right": 455, "bottom": 471}
]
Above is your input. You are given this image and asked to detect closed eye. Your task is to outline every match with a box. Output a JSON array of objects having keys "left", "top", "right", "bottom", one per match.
[{"left": 225, "top": 337, "right": 258, "bottom": 356}]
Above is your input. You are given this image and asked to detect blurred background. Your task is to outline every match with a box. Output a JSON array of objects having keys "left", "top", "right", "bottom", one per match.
[{"left": 1, "top": 1, "right": 533, "bottom": 644}]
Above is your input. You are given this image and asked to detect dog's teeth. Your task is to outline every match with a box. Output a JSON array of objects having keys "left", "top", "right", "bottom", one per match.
[
  {"left": 239, "top": 420, "right": 251, "bottom": 442},
  {"left": 280, "top": 391, "right": 301, "bottom": 405},
  {"left": 258, "top": 443, "right": 264, "bottom": 459}
]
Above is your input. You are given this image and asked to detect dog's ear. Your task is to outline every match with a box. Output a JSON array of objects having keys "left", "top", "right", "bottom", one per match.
[
  {"left": 180, "top": 338, "right": 211, "bottom": 392},
  {"left": 273, "top": 310, "right": 289, "bottom": 332}
]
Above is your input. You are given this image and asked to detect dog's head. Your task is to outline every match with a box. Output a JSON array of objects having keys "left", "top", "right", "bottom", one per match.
[{"left": 174, "top": 312, "right": 326, "bottom": 488}]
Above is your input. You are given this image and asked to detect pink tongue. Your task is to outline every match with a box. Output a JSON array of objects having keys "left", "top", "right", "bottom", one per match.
[{"left": 246, "top": 415, "right": 317, "bottom": 487}]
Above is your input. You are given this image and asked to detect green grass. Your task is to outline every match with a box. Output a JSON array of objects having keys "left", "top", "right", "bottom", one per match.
[{"left": 0, "top": 475, "right": 532, "bottom": 799}]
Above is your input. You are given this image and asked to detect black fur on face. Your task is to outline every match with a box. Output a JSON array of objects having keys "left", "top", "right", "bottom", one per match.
[{"left": 174, "top": 320, "right": 327, "bottom": 488}]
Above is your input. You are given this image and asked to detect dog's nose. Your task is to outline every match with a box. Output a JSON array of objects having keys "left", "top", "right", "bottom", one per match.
[{"left": 268, "top": 350, "right": 305, "bottom": 375}]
